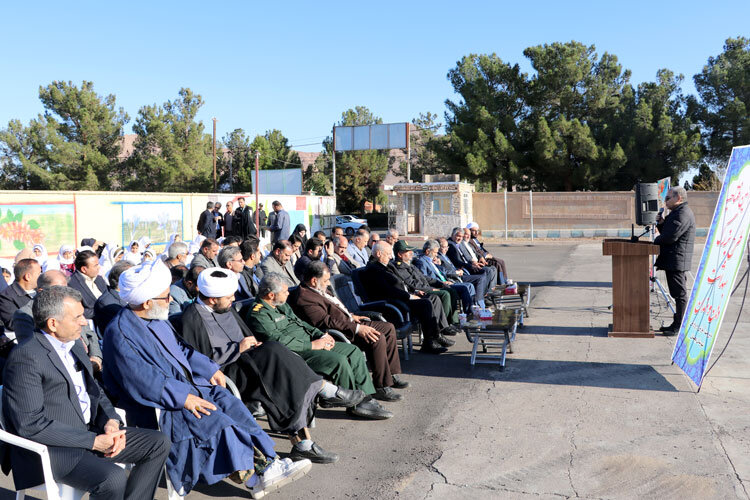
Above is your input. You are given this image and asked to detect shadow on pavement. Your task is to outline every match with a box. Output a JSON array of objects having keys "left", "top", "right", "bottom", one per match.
[
  {"left": 402, "top": 352, "right": 679, "bottom": 392},
  {"left": 518, "top": 325, "right": 610, "bottom": 337},
  {"left": 528, "top": 280, "right": 612, "bottom": 288}
]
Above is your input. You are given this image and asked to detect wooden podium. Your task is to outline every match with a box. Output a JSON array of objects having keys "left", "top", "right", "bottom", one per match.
[{"left": 602, "top": 239, "right": 660, "bottom": 338}]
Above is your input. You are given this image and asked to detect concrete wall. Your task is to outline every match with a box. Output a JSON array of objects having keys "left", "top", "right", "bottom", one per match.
[
  {"left": 0, "top": 190, "right": 335, "bottom": 259},
  {"left": 473, "top": 191, "right": 720, "bottom": 238}
]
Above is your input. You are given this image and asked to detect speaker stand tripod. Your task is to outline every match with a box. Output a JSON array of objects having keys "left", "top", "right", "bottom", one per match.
[{"left": 649, "top": 226, "right": 676, "bottom": 317}]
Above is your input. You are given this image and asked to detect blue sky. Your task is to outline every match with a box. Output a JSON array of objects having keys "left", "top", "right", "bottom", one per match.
[{"left": 1, "top": 1, "right": 748, "bottom": 154}]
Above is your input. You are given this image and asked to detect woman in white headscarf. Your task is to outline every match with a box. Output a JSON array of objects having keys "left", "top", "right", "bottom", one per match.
[
  {"left": 138, "top": 236, "right": 151, "bottom": 254},
  {"left": 45, "top": 244, "right": 76, "bottom": 277},
  {"left": 99, "top": 244, "right": 125, "bottom": 278},
  {"left": 32, "top": 244, "right": 49, "bottom": 271},
  {"left": 124, "top": 240, "right": 142, "bottom": 265}
]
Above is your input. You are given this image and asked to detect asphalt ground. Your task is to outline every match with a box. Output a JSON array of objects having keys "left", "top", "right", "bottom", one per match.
[{"left": 1, "top": 241, "right": 747, "bottom": 499}]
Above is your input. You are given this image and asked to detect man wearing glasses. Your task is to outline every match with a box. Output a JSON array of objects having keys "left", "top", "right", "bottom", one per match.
[
  {"left": 654, "top": 186, "right": 696, "bottom": 336},
  {"left": 218, "top": 246, "right": 253, "bottom": 301}
]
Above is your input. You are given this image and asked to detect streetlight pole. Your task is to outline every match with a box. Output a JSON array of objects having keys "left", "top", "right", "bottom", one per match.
[{"left": 212, "top": 117, "right": 217, "bottom": 192}]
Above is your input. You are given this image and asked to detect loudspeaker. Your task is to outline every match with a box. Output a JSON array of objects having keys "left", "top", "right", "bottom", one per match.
[{"left": 634, "top": 183, "right": 659, "bottom": 226}]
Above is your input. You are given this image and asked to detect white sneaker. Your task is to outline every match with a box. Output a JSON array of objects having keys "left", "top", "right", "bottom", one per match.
[{"left": 249, "top": 457, "right": 312, "bottom": 498}]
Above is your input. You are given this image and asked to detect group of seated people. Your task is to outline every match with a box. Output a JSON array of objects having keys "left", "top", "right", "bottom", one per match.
[{"left": 0, "top": 220, "right": 508, "bottom": 499}]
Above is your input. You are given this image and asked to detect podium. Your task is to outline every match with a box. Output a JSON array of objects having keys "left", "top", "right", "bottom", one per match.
[{"left": 602, "top": 239, "right": 660, "bottom": 338}]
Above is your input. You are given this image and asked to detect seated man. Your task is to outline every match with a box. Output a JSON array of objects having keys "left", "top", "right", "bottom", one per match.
[
  {"left": 260, "top": 240, "right": 300, "bottom": 287},
  {"left": 389, "top": 241, "right": 461, "bottom": 337},
  {"left": 165, "top": 241, "right": 189, "bottom": 269},
  {"left": 94, "top": 260, "right": 133, "bottom": 334},
  {"left": 169, "top": 265, "right": 202, "bottom": 315},
  {"left": 3, "top": 286, "right": 170, "bottom": 500},
  {"left": 181, "top": 267, "right": 364, "bottom": 464},
  {"left": 467, "top": 222, "right": 510, "bottom": 282},
  {"left": 190, "top": 238, "right": 220, "bottom": 269},
  {"left": 290, "top": 261, "right": 408, "bottom": 402},
  {"left": 325, "top": 235, "right": 356, "bottom": 276},
  {"left": 293, "top": 238, "right": 324, "bottom": 282},
  {"left": 463, "top": 226, "right": 505, "bottom": 284},
  {"left": 247, "top": 273, "right": 392, "bottom": 420},
  {"left": 345, "top": 229, "right": 369, "bottom": 268},
  {"left": 218, "top": 246, "right": 254, "bottom": 301},
  {"left": 446, "top": 227, "right": 497, "bottom": 290},
  {"left": 361, "top": 242, "right": 452, "bottom": 354},
  {"left": 240, "top": 238, "right": 264, "bottom": 297},
  {"left": 14, "top": 270, "right": 103, "bottom": 372},
  {"left": 67, "top": 250, "right": 108, "bottom": 320},
  {"left": 102, "top": 260, "right": 311, "bottom": 496},
  {"left": 415, "top": 240, "right": 476, "bottom": 314},
  {"left": 437, "top": 237, "right": 488, "bottom": 307},
  {"left": 0, "top": 258, "right": 41, "bottom": 331}
]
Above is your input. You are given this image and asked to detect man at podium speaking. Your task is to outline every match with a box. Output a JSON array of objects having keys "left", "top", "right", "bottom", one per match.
[{"left": 653, "top": 186, "right": 696, "bottom": 336}]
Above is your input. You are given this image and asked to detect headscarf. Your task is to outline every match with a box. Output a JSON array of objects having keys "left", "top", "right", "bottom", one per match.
[
  {"left": 124, "top": 240, "right": 142, "bottom": 265},
  {"left": 138, "top": 236, "right": 151, "bottom": 251},
  {"left": 48, "top": 244, "right": 76, "bottom": 277},
  {"left": 197, "top": 267, "right": 238, "bottom": 298},
  {"left": 99, "top": 244, "right": 123, "bottom": 277},
  {"left": 118, "top": 259, "right": 172, "bottom": 305},
  {"left": 161, "top": 233, "right": 181, "bottom": 260},
  {"left": 33, "top": 244, "right": 48, "bottom": 269},
  {"left": 292, "top": 224, "right": 308, "bottom": 247}
]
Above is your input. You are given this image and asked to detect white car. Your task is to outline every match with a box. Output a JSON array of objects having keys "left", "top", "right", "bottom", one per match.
[{"left": 335, "top": 215, "right": 367, "bottom": 235}]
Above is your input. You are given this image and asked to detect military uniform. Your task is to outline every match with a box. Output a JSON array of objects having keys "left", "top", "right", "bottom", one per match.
[
  {"left": 246, "top": 299, "right": 375, "bottom": 395},
  {"left": 388, "top": 259, "right": 460, "bottom": 324}
]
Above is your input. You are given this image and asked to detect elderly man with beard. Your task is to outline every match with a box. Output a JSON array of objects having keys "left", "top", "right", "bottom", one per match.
[
  {"left": 247, "top": 273, "right": 392, "bottom": 420},
  {"left": 290, "top": 261, "right": 408, "bottom": 402},
  {"left": 180, "top": 268, "right": 357, "bottom": 464},
  {"left": 102, "top": 260, "right": 312, "bottom": 497}
]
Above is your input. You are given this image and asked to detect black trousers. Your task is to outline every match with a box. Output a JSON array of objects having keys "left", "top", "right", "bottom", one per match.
[
  {"left": 58, "top": 427, "right": 170, "bottom": 500},
  {"left": 408, "top": 295, "right": 449, "bottom": 341},
  {"left": 665, "top": 269, "right": 688, "bottom": 329},
  {"left": 352, "top": 320, "right": 401, "bottom": 388}
]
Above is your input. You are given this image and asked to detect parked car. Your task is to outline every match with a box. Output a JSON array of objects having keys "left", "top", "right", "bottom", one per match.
[{"left": 335, "top": 215, "right": 366, "bottom": 235}]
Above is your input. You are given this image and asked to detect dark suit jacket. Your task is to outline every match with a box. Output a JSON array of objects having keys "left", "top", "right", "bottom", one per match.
[
  {"left": 93, "top": 289, "right": 127, "bottom": 335},
  {"left": 0, "top": 282, "right": 33, "bottom": 331},
  {"left": 2, "top": 331, "right": 121, "bottom": 489},
  {"left": 67, "top": 272, "right": 108, "bottom": 320},
  {"left": 289, "top": 284, "right": 359, "bottom": 338},
  {"left": 197, "top": 209, "right": 215, "bottom": 237},
  {"left": 240, "top": 266, "right": 262, "bottom": 298},
  {"left": 446, "top": 240, "right": 470, "bottom": 270},
  {"left": 654, "top": 202, "right": 696, "bottom": 271},
  {"left": 360, "top": 261, "right": 411, "bottom": 303}
]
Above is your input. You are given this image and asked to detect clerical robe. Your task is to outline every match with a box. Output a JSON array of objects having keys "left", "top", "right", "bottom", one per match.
[{"left": 102, "top": 307, "right": 277, "bottom": 493}]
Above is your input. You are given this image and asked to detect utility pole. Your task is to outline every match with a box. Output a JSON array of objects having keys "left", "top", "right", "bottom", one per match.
[
  {"left": 255, "top": 151, "right": 260, "bottom": 233},
  {"left": 212, "top": 117, "right": 217, "bottom": 192}
]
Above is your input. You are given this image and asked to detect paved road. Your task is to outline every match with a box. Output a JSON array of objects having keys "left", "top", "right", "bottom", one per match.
[{"left": 2, "top": 242, "right": 748, "bottom": 499}]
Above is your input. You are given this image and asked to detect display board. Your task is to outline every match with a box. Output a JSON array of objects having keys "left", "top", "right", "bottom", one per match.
[{"left": 671, "top": 145, "right": 750, "bottom": 387}]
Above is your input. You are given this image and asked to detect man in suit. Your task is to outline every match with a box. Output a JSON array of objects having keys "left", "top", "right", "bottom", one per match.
[
  {"left": 67, "top": 250, "right": 108, "bottom": 320},
  {"left": 190, "top": 238, "right": 220, "bottom": 269},
  {"left": 446, "top": 228, "right": 497, "bottom": 290},
  {"left": 437, "top": 237, "right": 488, "bottom": 307},
  {"left": 257, "top": 203, "right": 268, "bottom": 238},
  {"left": 654, "top": 186, "right": 696, "bottom": 336},
  {"left": 14, "top": 270, "right": 103, "bottom": 372},
  {"left": 0, "top": 258, "right": 41, "bottom": 331},
  {"left": 223, "top": 201, "right": 234, "bottom": 238},
  {"left": 211, "top": 202, "right": 224, "bottom": 239},
  {"left": 197, "top": 201, "right": 216, "bottom": 238},
  {"left": 325, "top": 236, "right": 356, "bottom": 276},
  {"left": 260, "top": 240, "right": 300, "bottom": 287},
  {"left": 466, "top": 222, "right": 510, "bottom": 283},
  {"left": 233, "top": 197, "right": 258, "bottom": 240},
  {"left": 218, "top": 246, "right": 255, "bottom": 301},
  {"left": 361, "top": 242, "right": 451, "bottom": 354},
  {"left": 93, "top": 261, "right": 133, "bottom": 335},
  {"left": 269, "top": 201, "right": 291, "bottom": 243},
  {"left": 3, "top": 286, "right": 169, "bottom": 499},
  {"left": 415, "top": 239, "right": 476, "bottom": 314},
  {"left": 291, "top": 261, "right": 407, "bottom": 402},
  {"left": 240, "top": 239, "right": 264, "bottom": 298},
  {"left": 294, "top": 238, "right": 324, "bottom": 282},
  {"left": 463, "top": 226, "right": 506, "bottom": 285},
  {"left": 346, "top": 229, "right": 369, "bottom": 268},
  {"left": 170, "top": 265, "right": 202, "bottom": 315}
]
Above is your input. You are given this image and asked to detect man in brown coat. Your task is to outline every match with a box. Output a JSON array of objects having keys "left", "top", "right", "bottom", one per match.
[{"left": 289, "top": 261, "right": 408, "bottom": 402}]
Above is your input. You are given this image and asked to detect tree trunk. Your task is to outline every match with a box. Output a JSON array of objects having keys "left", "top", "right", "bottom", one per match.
[{"left": 491, "top": 177, "right": 499, "bottom": 192}]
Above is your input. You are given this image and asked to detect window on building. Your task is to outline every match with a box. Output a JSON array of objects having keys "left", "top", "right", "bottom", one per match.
[{"left": 432, "top": 193, "right": 451, "bottom": 215}]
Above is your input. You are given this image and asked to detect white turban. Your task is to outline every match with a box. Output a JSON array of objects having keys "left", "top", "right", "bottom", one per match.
[
  {"left": 197, "top": 267, "right": 239, "bottom": 298},
  {"left": 466, "top": 221, "right": 479, "bottom": 230},
  {"left": 119, "top": 259, "right": 172, "bottom": 305}
]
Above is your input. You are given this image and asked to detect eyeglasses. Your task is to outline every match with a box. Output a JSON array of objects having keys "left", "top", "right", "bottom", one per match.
[{"left": 151, "top": 293, "right": 171, "bottom": 302}]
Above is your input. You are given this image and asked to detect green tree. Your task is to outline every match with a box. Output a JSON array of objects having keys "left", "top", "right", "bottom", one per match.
[
  {"left": 125, "top": 88, "right": 214, "bottom": 192},
  {"left": 441, "top": 54, "right": 528, "bottom": 191},
  {"left": 303, "top": 153, "right": 332, "bottom": 195},
  {"left": 0, "top": 80, "right": 129, "bottom": 190},
  {"left": 221, "top": 128, "right": 253, "bottom": 192},
  {"left": 691, "top": 37, "right": 750, "bottom": 164},
  {"left": 392, "top": 112, "right": 446, "bottom": 182},
  {"left": 691, "top": 163, "right": 722, "bottom": 191}
]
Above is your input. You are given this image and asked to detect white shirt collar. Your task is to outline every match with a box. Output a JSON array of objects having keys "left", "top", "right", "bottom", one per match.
[{"left": 43, "top": 332, "right": 75, "bottom": 354}]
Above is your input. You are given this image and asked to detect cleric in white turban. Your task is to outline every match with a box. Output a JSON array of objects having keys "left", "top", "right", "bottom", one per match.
[
  {"left": 196, "top": 268, "right": 238, "bottom": 300},
  {"left": 102, "top": 261, "right": 310, "bottom": 495}
]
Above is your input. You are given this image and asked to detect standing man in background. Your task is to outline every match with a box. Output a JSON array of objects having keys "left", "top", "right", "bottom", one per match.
[
  {"left": 234, "top": 197, "right": 257, "bottom": 240},
  {"left": 269, "top": 201, "right": 290, "bottom": 243},
  {"left": 257, "top": 203, "right": 268, "bottom": 238},
  {"left": 211, "top": 202, "right": 224, "bottom": 239},
  {"left": 223, "top": 201, "right": 234, "bottom": 239},
  {"left": 197, "top": 202, "right": 216, "bottom": 238},
  {"left": 654, "top": 186, "right": 696, "bottom": 336}
]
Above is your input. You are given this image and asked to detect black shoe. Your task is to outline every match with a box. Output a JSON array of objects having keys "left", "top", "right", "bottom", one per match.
[
  {"left": 662, "top": 329, "right": 677, "bottom": 337},
  {"left": 373, "top": 386, "right": 403, "bottom": 402},
  {"left": 420, "top": 340, "right": 448, "bottom": 354},
  {"left": 346, "top": 397, "right": 393, "bottom": 420},
  {"left": 660, "top": 324, "right": 678, "bottom": 332},
  {"left": 436, "top": 333, "right": 456, "bottom": 347},
  {"left": 391, "top": 374, "right": 410, "bottom": 389},
  {"left": 318, "top": 387, "right": 366, "bottom": 408},
  {"left": 247, "top": 400, "right": 266, "bottom": 418},
  {"left": 442, "top": 325, "right": 459, "bottom": 336},
  {"left": 289, "top": 442, "right": 339, "bottom": 464}
]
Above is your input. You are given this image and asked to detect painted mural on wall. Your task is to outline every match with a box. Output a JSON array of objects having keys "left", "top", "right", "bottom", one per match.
[
  {"left": 0, "top": 202, "right": 76, "bottom": 258},
  {"left": 114, "top": 201, "right": 183, "bottom": 249}
]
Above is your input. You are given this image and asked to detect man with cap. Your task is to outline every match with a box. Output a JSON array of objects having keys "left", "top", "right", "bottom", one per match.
[
  {"left": 389, "top": 240, "right": 461, "bottom": 336},
  {"left": 247, "top": 273, "right": 393, "bottom": 420},
  {"left": 181, "top": 267, "right": 361, "bottom": 464},
  {"left": 290, "top": 261, "right": 408, "bottom": 402},
  {"left": 361, "top": 242, "right": 452, "bottom": 354},
  {"left": 466, "top": 222, "right": 510, "bottom": 283},
  {"left": 102, "top": 260, "right": 312, "bottom": 496}
]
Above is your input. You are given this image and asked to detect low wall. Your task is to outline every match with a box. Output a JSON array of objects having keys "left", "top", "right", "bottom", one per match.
[
  {"left": 0, "top": 190, "right": 335, "bottom": 259},
  {"left": 472, "top": 191, "right": 720, "bottom": 238}
]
